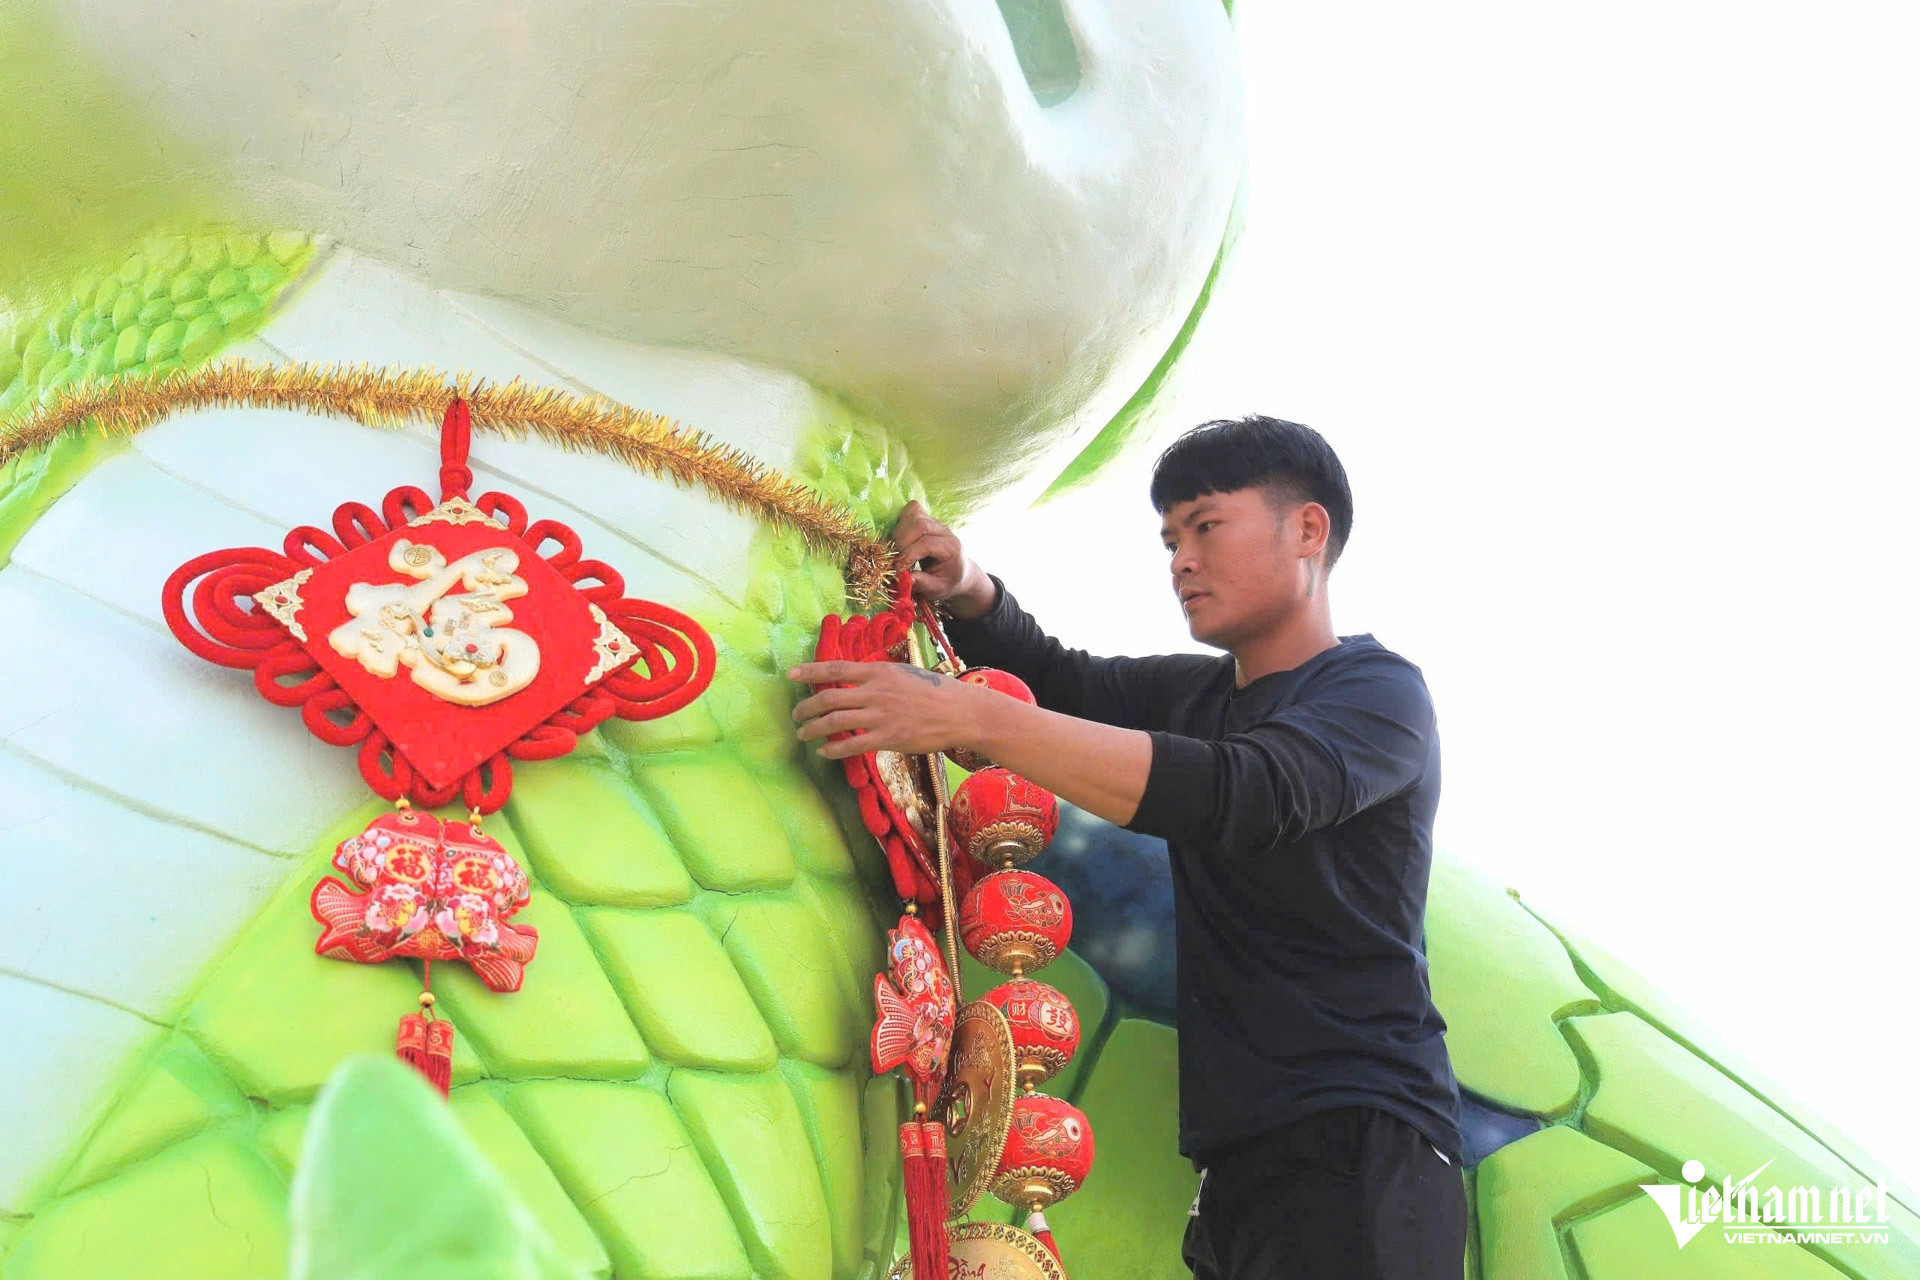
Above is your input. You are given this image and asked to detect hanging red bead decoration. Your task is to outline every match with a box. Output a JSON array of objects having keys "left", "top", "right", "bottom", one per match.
[
  {"left": 949, "top": 766, "right": 1059, "bottom": 870},
  {"left": 161, "top": 397, "right": 718, "bottom": 1096},
  {"left": 979, "top": 978, "right": 1081, "bottom": 1090},
  {"left": 847, "top": 588, "right": 1095, "bottom": 1277},
  {"left": 960, "top": 869, "right": 1074, "bottom": 976},
  {"left": 992, "top": 1091, "right": 1097, "bottom": 1211}
]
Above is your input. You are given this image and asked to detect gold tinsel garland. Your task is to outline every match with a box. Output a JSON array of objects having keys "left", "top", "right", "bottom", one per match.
[{"left": 0, "top": 359, "right": 896, "bottom": 602}]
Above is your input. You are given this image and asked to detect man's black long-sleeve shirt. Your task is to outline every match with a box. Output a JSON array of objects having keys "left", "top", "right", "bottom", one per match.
[{"left": 944, "top": 575, "right": 1463, "bottom": 1164}]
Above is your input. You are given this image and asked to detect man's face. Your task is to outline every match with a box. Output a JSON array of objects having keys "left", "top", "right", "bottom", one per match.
[{"left": 1159, "top": 486, "right": 1311, "bottom": 648}]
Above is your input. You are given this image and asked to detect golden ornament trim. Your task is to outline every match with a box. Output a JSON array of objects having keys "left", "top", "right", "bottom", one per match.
[
  {"left": 584, "top": 603, "right": 640, "bottom": 685},
  {"left": 990, "top": 1162, "right": 1083, "bottom": 1207},
  {"left": 1017, "top": 1044, "right": 1074, "bottom": 1078},
  {"left": 873, "top": 749, "right": 939, "bottom": 850},
  {"left": 253, "top": 568, "right": 315, "bottom": 641},
  {"left": 2, "top": 359, "right": 897, "bottom": 603},
  {"left": 968, "top": 819, "right": 1047, "bottom": 867},
  {"left": 409, "top": 495, "right": 507, "bottom": 529},
  {"left": 974, "top": 929, "right": 1060, "bottom": 975}
]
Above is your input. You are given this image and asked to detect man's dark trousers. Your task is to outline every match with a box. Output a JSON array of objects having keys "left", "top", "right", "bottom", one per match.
[{"left": 1182, "top": 1106, "right": 1467, "bottom": 1279}]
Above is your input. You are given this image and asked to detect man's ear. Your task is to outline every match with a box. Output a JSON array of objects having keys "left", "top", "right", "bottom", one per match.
[{"left": 1294, "top": 500, "right": 1332, "bottom": 560}]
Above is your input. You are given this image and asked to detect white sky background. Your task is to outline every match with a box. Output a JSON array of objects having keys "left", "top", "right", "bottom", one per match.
[{"left": 960, "top": 2, "right": 1920, "bottom": 1187}]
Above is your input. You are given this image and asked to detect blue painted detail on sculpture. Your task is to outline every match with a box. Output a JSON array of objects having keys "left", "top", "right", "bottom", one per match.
[
  {"left": 1041, "top": 802, "right": 1179, "bottom": 1022},
  {"left": 1457, "top": 1091, "right": 1543, "bottom": 1168}
]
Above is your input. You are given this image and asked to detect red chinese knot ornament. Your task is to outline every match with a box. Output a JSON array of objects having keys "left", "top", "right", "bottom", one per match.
[{"left": 161, "top": 397, "right": 718, "bottom": 1096}]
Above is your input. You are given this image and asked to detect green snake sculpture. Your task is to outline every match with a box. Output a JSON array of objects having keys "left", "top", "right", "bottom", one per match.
[{"left": 0, "top": 3, "right": 1913, "bottom": 1278}]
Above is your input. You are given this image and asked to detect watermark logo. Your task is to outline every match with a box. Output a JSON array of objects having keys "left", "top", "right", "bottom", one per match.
[{"left": 1640, "top": 1157, "right": 1893, "bottom": 1248}]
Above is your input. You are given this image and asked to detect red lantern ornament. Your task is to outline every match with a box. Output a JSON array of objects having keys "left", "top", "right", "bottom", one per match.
[
  {"left": 981, "top": 979, "right": 1081, "bottom": 1090},
  {"left": 948, "top": 767, "right": 1058, "bottom": 870},
  {"left": 961, "top": 869, "right": 1073, "bottom": 976},
  {"left": 945, "top": 668, "right": 1035, "bottom": 771},
  {"left": 162, "top": 397, "right": 717, "bottom": 1096},
  {"left": 992, "top": 1092, "right": 1096, "bottom": 1212}
]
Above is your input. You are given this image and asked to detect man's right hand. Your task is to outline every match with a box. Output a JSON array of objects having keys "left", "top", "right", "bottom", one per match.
[{"left": 890, "top": 499, "right": 998, "bottom": 621}]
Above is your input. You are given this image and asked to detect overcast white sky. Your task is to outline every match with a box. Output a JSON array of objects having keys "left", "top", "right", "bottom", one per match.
[{"left": 963, "top": 1, "right": 1920, "bottom": 1189}]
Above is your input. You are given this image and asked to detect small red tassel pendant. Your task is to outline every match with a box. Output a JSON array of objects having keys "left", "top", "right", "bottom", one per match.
[
  {"left": 900, "top": 1119, "right": 953, "bottom": 1279},
  {"left": 395, "top": 1009, "right": 455, "bottom": 1098},
  {"left": 396, "top": 1011, "right": 455, "bottom": 1098},
  {"left": 396, "top": 967, "right": 455, "bottom": 1099}
]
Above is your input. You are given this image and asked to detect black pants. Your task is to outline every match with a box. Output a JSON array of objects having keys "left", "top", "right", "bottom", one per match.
[{"left": 1182, "top": 1106, "right": 1467, "bottom": 1279}]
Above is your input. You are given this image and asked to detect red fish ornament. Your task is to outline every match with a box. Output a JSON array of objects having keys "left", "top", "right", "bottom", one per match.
[
  {"left": 312, "top": 809, "right": 537, "bottom": 984},
  {"left": 163, "top": 397, "right": 717, "bottom": 1095},
  {"left": 871, "top": 914, "right": 957, "bottom": 1097}
]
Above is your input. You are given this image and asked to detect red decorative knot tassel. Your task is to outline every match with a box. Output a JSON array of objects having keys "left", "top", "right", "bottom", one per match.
[
  {"left": 395, "top": 1011, "right": 454, "bottom": 1098},
  {"left": 901, "top": 1120, "right": 952, "bottom": 1279}
]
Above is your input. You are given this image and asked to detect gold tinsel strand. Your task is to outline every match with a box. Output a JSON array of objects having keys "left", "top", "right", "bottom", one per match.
[{"left": 1, "top": 359, "right": 897, "bottom": 603}]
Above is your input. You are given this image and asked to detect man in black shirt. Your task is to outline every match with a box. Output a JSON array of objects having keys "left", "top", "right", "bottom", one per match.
[{"left": 788, "top": 416, "right": 1466, "bottom": 1278}]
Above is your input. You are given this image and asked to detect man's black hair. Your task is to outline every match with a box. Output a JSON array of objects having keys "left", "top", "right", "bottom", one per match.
[{"left": 1149, "top": 415, "right": 1354, "bottom": 570}]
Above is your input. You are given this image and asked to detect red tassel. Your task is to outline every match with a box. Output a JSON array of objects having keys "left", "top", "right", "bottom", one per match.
[
  {"left": 901, "top": 1122, "right": 952, "bottom": 1279},
  {"left": 1026, "top": 1208, "right": 1066, "bottom": 1273},
  {"left": 396, "top": 1012, "right": 454, "bottom": 1098},
  {"left": 423, "top": 1016, "right": 455, "bottom": 1095}
]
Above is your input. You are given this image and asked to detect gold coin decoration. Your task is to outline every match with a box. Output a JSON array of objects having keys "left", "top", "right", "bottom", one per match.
[
  {"left": 884, "top": 1221, "right": 1067, "bottom": 1280},
  {"left": 941, "top": 999, "right": 1017, "bottom": 1219}
]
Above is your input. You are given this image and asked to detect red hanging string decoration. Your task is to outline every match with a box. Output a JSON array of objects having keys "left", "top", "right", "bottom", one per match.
[
  {"left": 871, "top": 913, "right": 957, "bottom": 1280},
  {"left": 810, "top": 571, "right": 977, "bottom": 909}
]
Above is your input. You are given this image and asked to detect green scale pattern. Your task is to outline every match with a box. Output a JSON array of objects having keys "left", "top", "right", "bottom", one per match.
[
  {"left": 0, "top": 230, "right": 317, "bottom": 566},
  {"left": 1430, "top": 862, "right": 1920, "bottom": 1280}
]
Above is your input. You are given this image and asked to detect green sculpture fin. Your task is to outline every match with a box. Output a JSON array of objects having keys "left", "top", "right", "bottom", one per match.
[{"left": 287, "top": 1055, "right": 586, "bottom": 1280}]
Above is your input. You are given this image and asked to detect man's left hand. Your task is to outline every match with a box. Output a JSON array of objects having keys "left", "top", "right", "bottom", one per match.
[{"left": 788, "top": 660, "right": 985, "bottom": 759}]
